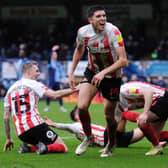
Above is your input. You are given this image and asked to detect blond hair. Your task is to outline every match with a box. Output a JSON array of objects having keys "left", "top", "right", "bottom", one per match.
[{"left": 21, "top": 60, "right": 38, "bottom": 74}]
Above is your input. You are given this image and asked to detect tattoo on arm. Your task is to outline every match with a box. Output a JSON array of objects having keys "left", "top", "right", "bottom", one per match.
[
  {"left": 4, "top": 119, "right": 11, "bottom": 139},
  {"left": 4, "top": 107, "right": 11, "bottom": 139}
]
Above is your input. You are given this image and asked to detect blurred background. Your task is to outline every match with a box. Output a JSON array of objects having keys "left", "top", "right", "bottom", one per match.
[{"left": 1, "top": 0, "right": 168, "bottom": 99}]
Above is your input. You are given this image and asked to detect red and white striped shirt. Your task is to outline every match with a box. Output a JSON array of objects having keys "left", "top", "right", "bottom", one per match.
[
  {"left": 115, "top": 81, "right": 166, "bottom": 121},
  {"left": 4, "top": 78, "right": 48, "bottom": 136},
  {"left": 76, "top": 22, "right": 124, "bottom": 78},
  {"left": 75, "top": 123, "right": 105, "bottom": 147}
]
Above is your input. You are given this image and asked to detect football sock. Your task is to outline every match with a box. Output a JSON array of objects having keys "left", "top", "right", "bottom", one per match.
[
  {"left": 160, "top": 131, "right": 168, "bottom": 141},
  {"left": 79, "top": 109, "right": 91, "bottom": 138},
  {"left": 47, "top": 143, "right": 66, "bottom": 153},
  {"left": 121, "top": 111, "right": 140, "bottom": 122},
  {"left": 30, "top": 145, "right": 38, "bottom": 152},
  {"left": 106, "top": 117, "right": 117, "bottom": 146},
  {"left": 140, "top": 124, "right": 159, "bottom": 146}
]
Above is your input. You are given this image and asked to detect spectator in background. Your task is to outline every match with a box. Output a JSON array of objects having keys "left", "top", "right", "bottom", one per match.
[
  {"left": 151, "top": 76, "right": 159, "bottom": 85},
  {"left": 130, "top": 74, "right": 138, "bottom": 81},
  {"left": 150, "top": 76, "right": 167, "bottom": 88},
  {"left": 17, "top": 43, "right": 31, "bottom": 79},
  {"left": 0, "top": 83, "right": 7, "bottom": 98},
  {"left": 121, "top": 75, "right": 128, "bottom": 84},
  {"left": 29, "top": 41, "right": 42, "bottom": 62},
  {"left": 43, "top": 45, "right": 68, "bottom": 113},
  {"left": 157, "top": 76, "right": 167, "bottom": 88},
  {"left": 163, "top": 77, "right": 168, "bottom": 88},
  {"left": 6, "top": 43, "right": 19, "bottom": 58}
]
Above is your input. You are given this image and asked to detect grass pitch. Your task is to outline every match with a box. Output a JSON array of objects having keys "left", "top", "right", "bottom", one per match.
[{"left": 0, "top": 100, "right": 167, "bottom": 168}]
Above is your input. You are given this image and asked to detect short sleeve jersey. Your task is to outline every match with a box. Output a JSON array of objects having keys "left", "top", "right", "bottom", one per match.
[
  {"left": 115, "top": 81, "right": 166, "bottom": 120},
  {"left": 4, "top": 78, "right": 48, "bottom": 136},
  {"left": 76, "top": 22, "right": 124, "bottom": 78}
]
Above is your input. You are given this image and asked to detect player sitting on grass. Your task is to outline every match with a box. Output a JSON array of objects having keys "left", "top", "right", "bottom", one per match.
[{"left": 3, "top": 61, "right": 79, "bottom": 155}]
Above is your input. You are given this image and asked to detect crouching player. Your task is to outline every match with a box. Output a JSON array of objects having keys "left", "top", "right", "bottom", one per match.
[{"left": 3, "top": 61, "right": 79, "bottom": 155}]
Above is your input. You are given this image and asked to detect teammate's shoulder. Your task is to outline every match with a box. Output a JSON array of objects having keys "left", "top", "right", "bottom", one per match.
[
  {"left": 121, "top": 81, "right": 148, "bottom": 89},
  {"left": 105, "top": 23, "right": 121, "bottom": 35},
  {"left": 77, "top": 24, "right": 92, "bottom": 36},
  {"left": 121, "top": 81, "right": 137, "bottom": 89},
  {"left": 22, "top": 78, "right": 41, "bottom": 88},
  {"left": 5, "top": 80, "right": 20, "bottom": 95},
  {"left": 105, "top": 22, "right": 117, "bottom": 29},
  {"left": 112, "top": 26, "right": 121, "bottom": 35}
]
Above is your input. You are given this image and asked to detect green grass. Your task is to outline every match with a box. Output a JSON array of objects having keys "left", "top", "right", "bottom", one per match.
[{"left": 0, "top": 100, "right": 168, "bottom": 168}]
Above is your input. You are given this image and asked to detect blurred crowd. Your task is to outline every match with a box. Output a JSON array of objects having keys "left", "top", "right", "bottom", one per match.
[
  {"left": 0, "top": 19, "right": 168, "bottom": 62},
  {"left": 1, "top": 18, "right": 168, "bottom": 97}
]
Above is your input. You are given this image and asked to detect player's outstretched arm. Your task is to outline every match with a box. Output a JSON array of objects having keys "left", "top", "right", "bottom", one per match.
[
  {"left": 44, "top": 116, "right": 79, "bottom": 134},
  {"left": 44, "top": 84, "right": 80, "bottom": 100}
]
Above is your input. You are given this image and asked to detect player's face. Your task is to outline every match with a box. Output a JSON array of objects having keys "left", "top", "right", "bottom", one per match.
[
  {"left": 29, "top": 65, "right": 40, "bottom": 80},
  {"left": 89, "top": 10, "right": 106, "bottom": 33},
  {"left": 51, "top": 51, "right": 58, "bottom": 60}
]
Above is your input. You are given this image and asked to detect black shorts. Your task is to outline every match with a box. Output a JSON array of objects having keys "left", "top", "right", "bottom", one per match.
[
  {"left": 116, "top": 131, "right": 133, "bottom": 147},
  {"left": 18, "top": 123, "right": 58, "bottom": 145},
  {"left": 104, "top": 129, "right": 133, "bottom": 147},
  {"left": 84, "top": 68, "right": 121, "bottom": 101},
  {"left": 150, "top": 91, "right": 168, "bottom": 121}
]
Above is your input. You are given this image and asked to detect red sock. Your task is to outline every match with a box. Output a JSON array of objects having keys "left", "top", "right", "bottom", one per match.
[
  {"left": 140, "top": 124, "right": 159, "bottom": 146},
  {"left": 30, "top": 145, "right": 38, "bottom": 152},
  {"left": 79, "top": 109, "right": 91, "bottom": 137},
  {"left": 121, "top": 111, "right": 140, "bottom": 122},
  {"left": 47, "top": 143, "right": 66, "bottom": 153},
  {"left": 160, "top": 131, "right": 168, "bottom": 141}
]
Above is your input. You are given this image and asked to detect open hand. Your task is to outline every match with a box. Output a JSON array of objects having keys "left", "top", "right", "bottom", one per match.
[
  {"left": 44, "top": 116, "right": 56, "bottom": 128},
  {"left": 3, "top": 139, "right": 14, "bottom": 152}
]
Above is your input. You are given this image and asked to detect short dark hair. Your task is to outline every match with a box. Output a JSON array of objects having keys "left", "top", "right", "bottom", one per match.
[{"left": 87, "top": 5, "right": 105, "bottom": 18}]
